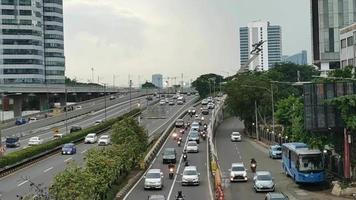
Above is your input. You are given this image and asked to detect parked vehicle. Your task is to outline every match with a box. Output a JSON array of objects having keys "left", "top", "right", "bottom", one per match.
[{"left": 282, "top": 143, "right": 325, "bottom": 184}]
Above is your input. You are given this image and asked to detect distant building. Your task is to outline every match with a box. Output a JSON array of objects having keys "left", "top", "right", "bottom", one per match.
[
  {"left": 0, "top": 0, "right": 65, "bottom": 84},
  {"left": 282, "top": 51, "right": 308, "bottom": 65},
  {"left": 152, "top": 74, "right": 163, "bottom": 88},
  {"left": 311, "top": 0, "right": 356, "bottom": 71},
  {"left": 239, "top": 20, "right": 282, "bottom": 71},
  {"left": 340, "top": 23, "right": 356, "bottom": 68}
]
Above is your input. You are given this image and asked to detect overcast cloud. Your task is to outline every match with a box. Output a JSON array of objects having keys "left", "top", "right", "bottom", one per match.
[{"left": 64, "top": 0, "right": 311, "bottom": 86}]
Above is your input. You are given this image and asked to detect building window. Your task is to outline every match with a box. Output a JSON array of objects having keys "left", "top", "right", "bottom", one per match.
[
  {"left": 347, "top": 36, "right": 354, "bottom": 47},
  {"left": 348, "top": 59, "right": 354, "bottom": 66},
  {"left": 2, "top": 9, "right": 15, "bottom": 15},
  {"left": 2, "top": 19, "right": 17, "bottom": 25},
  {"left": 341, "top": 39, "right": 347, "bottom": 48}
]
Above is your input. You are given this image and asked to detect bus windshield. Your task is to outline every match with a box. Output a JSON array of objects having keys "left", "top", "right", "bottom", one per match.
[{"left": 298, "top": 154, "right": 323, "bottom": 172}]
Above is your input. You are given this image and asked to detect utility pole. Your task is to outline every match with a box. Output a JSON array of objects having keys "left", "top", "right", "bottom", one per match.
[
  {"left": 129, "top": 80, "right": 132, "bottom": 111},
  {"left": 91, "top": 67, "right": 94, "bottom": 83},
  {"left": 181, "top": 73, "right": 184, "bottom": 93},
  {"left": 104, "top": 84, "right": 107, "bottom": 120},
  {"left": 271, "top": 83, "right": 275, "bottom": 134},
  {"left": 255, "top": 100, "right": 259, "bottom": 140}
]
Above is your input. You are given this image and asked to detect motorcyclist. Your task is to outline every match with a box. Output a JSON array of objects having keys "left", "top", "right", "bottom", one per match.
[
  {"left": 184, "top": 161, "right": 189, "bottom": 166},
  {"left": 168, "top": 163, "right": 175, "bottom": 171},
  {"left": 250, "top": 158, "right": 257, "bottom": 165},
  {"left": 250, "top": 158, "right": 257, "bottom": 172},
  {"left": 176, "top": 191, "right": 184, "bottom": 200},
  {"left": 183, "top": 150, "right": 188, "bottom": 161}
]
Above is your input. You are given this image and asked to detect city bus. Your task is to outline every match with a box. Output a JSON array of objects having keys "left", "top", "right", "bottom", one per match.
[{"left": 282, "top": 142, "right": 325, "bottom": 184}]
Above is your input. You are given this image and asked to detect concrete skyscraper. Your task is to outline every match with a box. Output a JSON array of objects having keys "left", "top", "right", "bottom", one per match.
[
  {"left": 0, "top": 0, "right": 65, "bottom": 84},
  {"left": 311, "top": 0, "right": 356, "bottom": 71},
  {"left": 239, "top": 20, "right": 282, "bottom": 71},
  {"left": 152, "top": 74, "right": 163, "bottom": 88}
]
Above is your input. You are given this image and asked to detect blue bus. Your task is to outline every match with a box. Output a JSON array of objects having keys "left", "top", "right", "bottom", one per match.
[{"left": 282, "top": 143, "right": 325, "bottom": 184}]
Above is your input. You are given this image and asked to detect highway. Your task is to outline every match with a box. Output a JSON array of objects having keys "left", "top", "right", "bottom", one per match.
[
  {"left": 3, "top": 96, "right": 147, "bottom": 155},
  {"left": 124, "top": 103, "right": 214, "bottom": 200},
  {"left": 0, "top": 95, "right": 197, "bottom": 199},
  {"left": 214, "top": 117, "right": 346, "bottom": 200}
]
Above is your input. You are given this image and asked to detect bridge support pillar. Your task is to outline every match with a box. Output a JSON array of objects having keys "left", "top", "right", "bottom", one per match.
[
  {"left": 39, "top": 94, "right": 49, "bottom": 111},
  {"left": 13, "top": 95, "right": 23, "bottom": 117}
]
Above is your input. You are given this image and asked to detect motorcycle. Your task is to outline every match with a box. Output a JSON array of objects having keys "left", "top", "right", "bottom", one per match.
[
  {"left": 176, "top": 191, "right": 184, "bottom": 200},
  {"left": 201, "top": 132, "right": 207, "bottom": 140},
  {"left": 172, "top": 132, "right": 178, "bottom": 140},
  {"left": 177, "top": 140, "right": 181, "bottom": 147},
  {"left": 250, "top": 163, "right": 257, "bottom": 173},
  {"left": 183, "top": 153, "right": 187, "bottom": 161},
  {"left": 203, "top": 124, "right": 207, "bottom": 131},
  {"left": 169, "top": 166, "right": 175, "bottom": 179}
]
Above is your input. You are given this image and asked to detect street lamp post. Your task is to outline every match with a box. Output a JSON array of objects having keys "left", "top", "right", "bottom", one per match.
[
  {"left": 104, "top": 84, "right": 107, "bottom": 121},
  {"left": 65, "top": 87, "right": 68, "bottom": 135},
  {"left": 129, "top": 80, "right": 132, "bottom": 111}
]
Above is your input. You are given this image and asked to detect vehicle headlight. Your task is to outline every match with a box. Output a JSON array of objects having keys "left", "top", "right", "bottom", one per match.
[{"left": 243, "top": 172, "right": 247, "bottom": 177}]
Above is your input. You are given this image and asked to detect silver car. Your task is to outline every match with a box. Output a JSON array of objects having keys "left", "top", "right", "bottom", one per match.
[
  {"left": 144, "top": 169, "right": 163, "bottom": 190},
  {"left": 229, "top": 162, "right": 248, "bottom": 182},
  {"left": 181, "top": 166, "right": 200, "bottom": 186},
  {"left": 186, "top": 141, "right": 199, "bottom": 153},
  {"left": 253, "top": 171, "right": 275, "bottom": 192}
]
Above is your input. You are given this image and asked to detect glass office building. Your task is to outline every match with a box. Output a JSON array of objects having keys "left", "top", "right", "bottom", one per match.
[
  {"left": 311, "top": 0, "right": 356, "bottom": 71},
  {"left": 0, "top": 0, "right": 65, "bottom": 84}
]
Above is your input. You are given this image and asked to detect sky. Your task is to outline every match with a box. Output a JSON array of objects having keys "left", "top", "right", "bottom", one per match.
[{"left": 63, "top": 0, "right": 311, "bottom": 87}]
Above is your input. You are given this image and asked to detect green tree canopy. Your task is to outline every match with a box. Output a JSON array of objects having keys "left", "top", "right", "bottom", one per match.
[
  {"left": 192, "top": 73, "right": 223, "bottom": 98},
  {"left": 141, "top": 81, "right": 157, "bottom": 89}
]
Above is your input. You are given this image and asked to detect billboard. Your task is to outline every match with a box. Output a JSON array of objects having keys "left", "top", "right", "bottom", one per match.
[{"left": 303, "top": 82, "right": 355, "bottom": 131}]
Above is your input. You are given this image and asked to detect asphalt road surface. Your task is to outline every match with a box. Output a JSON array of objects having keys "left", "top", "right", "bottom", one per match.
[
  {"left": 124, "top": 103, "right": 214, "bottom": 200},
  {"left": 214, "top": 117, "right": 347, "bottom": 200},
  {"left": 0, "top": 95, "right": 196, "bottom": 199}
]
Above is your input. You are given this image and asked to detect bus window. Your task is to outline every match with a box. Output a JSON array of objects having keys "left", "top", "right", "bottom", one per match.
[{"left": 298, "top": 155, "right": 323, "bottom": 172}]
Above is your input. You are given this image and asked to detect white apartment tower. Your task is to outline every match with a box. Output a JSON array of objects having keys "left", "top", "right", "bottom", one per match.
[
  {"left": 0, "top": 0, "right": 65, "bottom": 84},
  {"left": 240, "top": 21, "right": 282, "bottom": 71}
]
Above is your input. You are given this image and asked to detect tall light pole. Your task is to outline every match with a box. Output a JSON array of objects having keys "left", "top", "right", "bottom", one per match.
[
  {"left": 104, "top": 84, "right": 107, "bottom": 120},
  {"left": 255, "top": 100, "right": 259, "bottom": 140},
  {"left": 65, "top": 87, "right": 68, "bottom": 135},
  {"left": 129, "top": 80, "right": 132, "bottom": 111},
  {"left": 91, "top": 67, "right": 94, "bottom": 83}
]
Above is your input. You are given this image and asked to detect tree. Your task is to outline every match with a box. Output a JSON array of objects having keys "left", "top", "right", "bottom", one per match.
[
  {"left": 192, "top": 74, "right": 223, "bottom": 98},
  {"left": 328, "top": 65, "right": 354, "bottom": 78},
  {"left": 141, "top": 81, "right": 157, "bottom": 89}
]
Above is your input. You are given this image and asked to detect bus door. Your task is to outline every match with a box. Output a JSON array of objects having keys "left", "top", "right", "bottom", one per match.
[{"left": 288, "top": 150, "right": 292, "bottom": 168}]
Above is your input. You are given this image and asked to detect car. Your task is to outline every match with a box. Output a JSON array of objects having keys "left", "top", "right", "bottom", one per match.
[
  {"left": 201, "top": 99, "right": 208, "bottom": 105},
  {"left": 187, "top": 92, "right": 191, "bottom": 96},
  {"left": 159, "top": 100, "right": 166, "bottom": 105},
  {"left": 188, "top": 130, "right": 200, "bottom": 144},
  {"left": 146, "top": 96, "right": 153, "bottom": 101},
  {"left": 70, "top": 125, "right": 82, "bottom": 133},
  {"left": 181, "top": 166, "right": 200, "bottom": 186},
  {"left": 207, "top": 102, "right": 215, "bottom": 109},
  {"left": 268, "top": 145, "right": 282, "bottom": 159},
  {"left": 172, "top": 95, "right": 178, "bottom": 99},
  {"left": 177, "top": 100, "right": 184, "bottom": 105},
  {"left": 75, "top": 105, "right": 82, "bottom": 110},
  {"left": 188, "top": 108, "right": 196, "bottom": 115},
  {"left": 169, "top": 100, "right": 175, "bottom": 106},
  {"left": 84, "top": 133, "right": 98, "bottom": 143},
  {"left": 94, "top": 120, "right": 103, "bottom": 125},
  {"left": 191, "top": 122, "right": 200, "bottom": 131},
  {"left": 5, "top": 136, "right": 20, "bottom": 148},
  {"left": 229, "top": 163, "right": 248, "bottom": 182},
  {"left": 28, "top": 137, "right": 43, "bottom": 146},
  {"left": 165, "top": 98, "right": 169, "bottom": 103},
  {"left": 186, "top": 141, "right": 199, "bottom": 153},
  {"left": 62, "top": 143, "right": 76, "bottom": 155},
  {"left": 162, "top": 148, "right": 177, "bottom": 164},
  {"left": 144, "top": 169, "right": 163, "bottom": 190},
  {"left": 98, "top": 135, "right": 111, "bottom": 146},
  {"left": 177, "top": 96, "right": 185, "bottom": 102},
  {"left": 194, "top": 114, "right": 201, "bottom": 121},
  {"left": 15, "top": 117, "right": 27, "bottom": 125},
  {"left": 175, "top": 119, "right": 184, "bottom": 128},
  {"left": 265, "top": 192, "right": 289, "bottom": 200},
  {"left": 148, "top": 195, "right": 166, "bottom": 200},
  {"left": 28, "top": 117, "right": 37, "bottom": 123},
  {"left": 253, "top": 171, "right": 275, "bottom": 192},
  {"left": 53, "top": 133, "right": 63, "bottom": 139},
  {"left": 231, "top": 131, "right": 242, "bottom": 142},
  {"left": 202, "top": 108, "right": 209, "bottom": 115},
  {"left": 109, "top": 95, "right": 116, "bottom": 100}
]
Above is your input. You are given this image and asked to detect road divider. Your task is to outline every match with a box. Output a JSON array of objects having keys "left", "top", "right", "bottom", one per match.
[{"left": 0, "top": 108, "right": 141, "bottom": 178}]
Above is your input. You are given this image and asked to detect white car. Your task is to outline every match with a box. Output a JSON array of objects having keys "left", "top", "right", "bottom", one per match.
[
  {"left": 75, "top": 105, "right": 82, "bottom": 110},
  {"left": 28, "top": 137, "right": 43, "bottom": 146},
  {"left": 94, "top": 120, "right": 103, "bottom": 125},
  {"left": 229, "top": 163, "right": 248, "bottom": 182},
  {"left": 231, "top": 131, "right": 242, "bottom": 142},
  {"left": 144, "top": 169, "right": 164, "bottom": 190},
  {"left": 191, "top": 122, "right": 200, "bottom": 131},
  {"left": 159, "top": 100, "right": 166, "bottom": 105},
  {"left": 207, "top": 102, "right": 215, "bottom": 109},
  {"left": 98, "top": 135, "right": 111, "bottom": 146},
  {"left": 28, "top": 117, "right": 37, "bottom": 123},
  {"left": 186, "top": 141, "right": 199, "bottom": 153},
  {"left": 84, "top": 133, "right": 98, "bottom": 144},
  {"left": 181, "top": 166, "right": 200, "bottom": 186}
]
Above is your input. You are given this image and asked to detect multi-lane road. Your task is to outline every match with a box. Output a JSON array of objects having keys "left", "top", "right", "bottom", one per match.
[
  {"left": 0, "top": 95, "right": 197, "bottom": 199},
  {"left": 214, "top": 117, "right": 347, "bottom": 200},
  {"left": 124, "top": 104, "right": 214, "bottom": 200}
]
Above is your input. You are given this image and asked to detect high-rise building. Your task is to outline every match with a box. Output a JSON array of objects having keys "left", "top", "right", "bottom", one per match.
[
  {"left": 239, "top": 20, "right": 282, "bottom": 71},
  {"left": 311, "top": 0, "right": 356, "bottom": 71},
  {"left": 0, "top": 0, "right": 65, "bottom": 84},
  {"left": 340, "top": 23, "right": 356, "bottom": 68},
  {"left": 152, "top": 74, "right": 163, "bottom": 88},
  {"left": 282, "top": 50, "right": 308, "bottom": 65}
]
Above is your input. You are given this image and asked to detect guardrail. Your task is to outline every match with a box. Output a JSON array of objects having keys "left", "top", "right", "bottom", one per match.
[
  {"left": 0, "top": 109, "right": 142, "bottom": 178},
  {"left": 207, "top": 95, "right": 226, "bottom": 200}
]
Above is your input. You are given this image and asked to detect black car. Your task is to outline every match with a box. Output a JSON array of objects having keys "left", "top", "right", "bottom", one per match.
[
  {"left": 146, "top": 96, "right": 153, "bottom": 101},
  {"left": 162, "top": 148, "right": 177, "bottom": 164},
  {"left": 5, "top": 136, "right": 20, "bottom": 148},
  {"left": 70, "top": 125, "right": 82, "bottom": 133},
  {"left": 202, "top": 108, "right": 209, "bottom": 115},
  {"left": 175, "top": 119, "right": 184, "bottom": 128}
]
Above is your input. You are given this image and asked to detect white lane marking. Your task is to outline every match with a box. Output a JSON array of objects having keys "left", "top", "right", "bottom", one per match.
[
  {"left": 81, "top": 149, "right": 88, "bottom": 154},
  {"left": 43, "top": 167, "right": 53, "bottom": 173},
  {"left": 17, "top": 180, "right": 28, "bottom": 187},
  {"left": 64, "top": 157, "right": 72, "bottom": 162},
  {"left": 207, "top": 136, "right": 214, "bottom": 200},
  {"left": 167, "top": 129, "right": 190, "bottom": 200}
]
